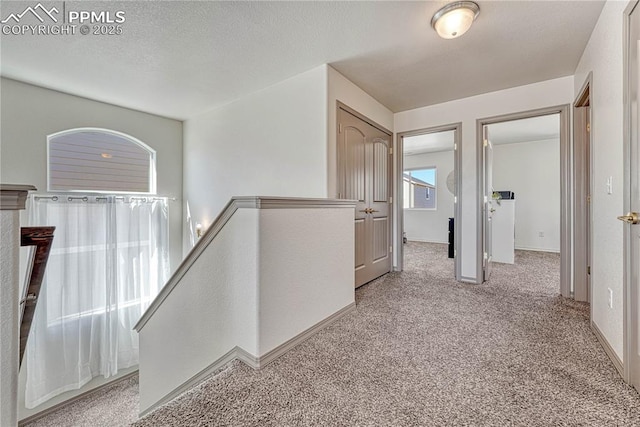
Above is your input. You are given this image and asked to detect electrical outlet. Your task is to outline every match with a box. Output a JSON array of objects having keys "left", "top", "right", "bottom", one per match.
[
  {"left": 606, "top": 176, "right": 613, "bottom": 195},
  {"left": 538, "top": 231, "right": 544, "bottom": 238},
  {"left": 608, "top": 288, "right": 613, "bottom": 309}
]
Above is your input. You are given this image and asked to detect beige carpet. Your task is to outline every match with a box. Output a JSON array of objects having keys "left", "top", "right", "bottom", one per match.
[{"left": 26, "top": 242, "right": 640, "bottom": 426}]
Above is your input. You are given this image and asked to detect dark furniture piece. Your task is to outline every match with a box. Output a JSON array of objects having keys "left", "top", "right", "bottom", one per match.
[{"left": 448, "top": 218, "right": 454, "bottom": 259}]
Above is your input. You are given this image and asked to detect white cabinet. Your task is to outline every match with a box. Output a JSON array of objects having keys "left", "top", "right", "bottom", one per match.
[{"left": 491, "top": 199, "right": 515, "bottom": 264}]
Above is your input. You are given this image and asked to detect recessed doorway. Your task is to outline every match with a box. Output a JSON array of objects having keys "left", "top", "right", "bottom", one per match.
[
  {"left": 477, "top": 106, "right": 571, "bottom": 297},
  {"left": 396, "top": 123, "right": 461, "bottom": 280}
]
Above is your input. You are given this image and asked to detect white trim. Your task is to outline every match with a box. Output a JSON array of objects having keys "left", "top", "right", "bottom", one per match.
[
  {"left": 476, "top": 105, "right": 571, "bottom": 294},
  {"left": 592, "top": 319, "right": 624, "bottom": 377},
  {"left": 17, "top": 370, "right": 138, "bottom": 426},
  {"left": 396, "top": 123, "right": 462, "bottom": 281},
  {"left": 139, "top": 302, "right": 356, "bottom": 418},
  {"left": 0, "top": 184, "right": 36, "bottom": 210},
  {"left": 514, "top": 246, "right": 561, "bottom": 254},
  {"left": 406, "top": 239, "right": 448, "bottom": 244}
]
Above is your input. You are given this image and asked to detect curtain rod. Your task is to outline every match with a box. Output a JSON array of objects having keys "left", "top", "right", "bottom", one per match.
[{"left": 32, "top": 194, "right": 177, "bottom": 202}]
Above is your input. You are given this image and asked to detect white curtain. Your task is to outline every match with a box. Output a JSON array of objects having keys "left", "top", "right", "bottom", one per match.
[{"left": 25, "top": 195, "right": 169, "bottom": 408}]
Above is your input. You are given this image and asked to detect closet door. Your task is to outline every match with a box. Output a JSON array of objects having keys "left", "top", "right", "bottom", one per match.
[{"left": 338, "top": 106, "right": 392, "bottom": 287}]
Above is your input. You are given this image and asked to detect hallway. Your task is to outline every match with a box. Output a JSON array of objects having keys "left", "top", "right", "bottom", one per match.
[{"left": 26, "top": 243, "right": 640, "bottom": 426}]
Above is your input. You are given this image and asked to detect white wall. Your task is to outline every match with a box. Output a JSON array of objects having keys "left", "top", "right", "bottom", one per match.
[
  {"left": 0, "top": 210, "right": 20, "bottom": 427},
  {"left": 183, "top": 66, "right": 328, "bottom": 254},
  {"left": 0, "top": 78, "right": 184, "bottom": 421},
  {"left": 394, "top": 76, "right": 574, "bottom": 281},
  {"left": 327, "top": 66, "right": 394, "bottom": 198},
  {"left": 258, "top": 208, "right": 354, "bottom": 354},
  {"left": 139, "top": 208, "right": 259, "bottom": 412},
  {"left": 492, "top": 139, "right": 560, "bottom": 252},
  {"left": 573, "top": 0, "right": 626, "bottom": 361},
  {"left": 0, "top": 78, "right": 184, "bottom": 272},
  {"left": 327, "top": 66, "right": 395, "bottom": 263},
  {"left": 403, "top": 150, "right": 454, "bottom": 243},
  {"left": 139, "top": 203, "right": 354, "bottom": 413}
]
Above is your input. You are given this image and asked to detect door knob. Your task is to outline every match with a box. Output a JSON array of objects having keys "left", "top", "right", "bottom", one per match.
[
  {"left": 617, "top": 212, "right": 639, "bottom": 224},
  {"left": 370, "top": 209, "right": 379, "bottom": 213}
]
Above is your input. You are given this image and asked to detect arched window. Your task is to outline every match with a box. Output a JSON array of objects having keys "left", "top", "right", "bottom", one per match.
[{"left": 47, "top": 128, "right": 156, "bottom": 194}]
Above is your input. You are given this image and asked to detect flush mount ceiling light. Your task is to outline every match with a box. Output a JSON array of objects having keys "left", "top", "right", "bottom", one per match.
[{"left": 431, "top": 1, "right": 480, "bottom": 39}]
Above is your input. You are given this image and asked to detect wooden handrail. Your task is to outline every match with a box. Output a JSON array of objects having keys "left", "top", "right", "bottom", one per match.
[{"left": 19, "top": 226, "right": 55, "bottom": 366}]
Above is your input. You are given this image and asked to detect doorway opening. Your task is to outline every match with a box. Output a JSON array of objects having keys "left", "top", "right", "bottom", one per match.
[
  {"left": 477, "top": 106, "right": 571, "bottom": 297},
  {"left": 396, "top": 123, "right": 462, "bottom": 281}
]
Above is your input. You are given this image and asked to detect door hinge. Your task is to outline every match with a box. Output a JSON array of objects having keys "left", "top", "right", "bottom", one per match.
[
  {"left": 484, "top": 195, "right": 488, "bottom": 204},
  {"left": 454, "top": 196, "right": 458, "bottom": 203},
  {"left": 587, "top": 266, "right": 591, "bottom": 275},
  {"left": 389, "top": 147, "right": 393, "bottom": 155},
  {"left": 389, "top": 245, "right": 393, "bottom": 253},
  {"left": 389, "top": 196, "right": 393, "bottom": 204},
  {"left": 484, "top": 252, "right": 488, "bottom": 260},
  {"left": 454, "top": 249, "right": 457, "bottom": 257},
  {"left": 454, "top": 143, "right": 457, "bottom": 150},
  {"left": 483, "top": 139, "right": 488, "bottom": 147},
  {"left": 586, "top": 123, "right": 591, "bottom": 132},
  {"left": 587, "top": 195, "right": 591, "bottom": 203},
  {"left": 339, "top": 123, "right": 342, "bottom": 133}
]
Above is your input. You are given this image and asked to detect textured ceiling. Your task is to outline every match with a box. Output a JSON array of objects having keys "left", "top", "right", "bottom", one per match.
[{"left": 0, "top": 1, "right": 605, "bottom": 120}]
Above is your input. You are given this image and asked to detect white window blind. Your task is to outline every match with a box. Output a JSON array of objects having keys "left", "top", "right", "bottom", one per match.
[{"left": 48, "top": 129, "right": 156, "bottom": 193}]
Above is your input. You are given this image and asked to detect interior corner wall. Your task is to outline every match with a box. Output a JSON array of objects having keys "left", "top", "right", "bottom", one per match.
[
  {"left": 403, "top": 150, "right": 455, "bottom": 243},
  {"left": 182, "top": 65, "right": 329, "bottom": 255},
  {"left": 326, "top": 66, "right": 395, "bottom": 262},
  {"left": 0, "top": 77, "right": 183, "bottom": 421},
  {"left": 394, "top": 76, "right": 574, "bottom": 282},
  {"left": 573, "top": 0, "right": 626, "bottom": 361},
  {"left": 492, "top": 139, "right": 561, "bottom": 252},
  {"left": 327, "top": 66, "right": 394, "bottom": 199}
]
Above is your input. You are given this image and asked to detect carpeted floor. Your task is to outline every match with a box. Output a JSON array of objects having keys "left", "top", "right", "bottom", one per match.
[{"left": 26, "top": 242, "right": 640, "bottom": 426}]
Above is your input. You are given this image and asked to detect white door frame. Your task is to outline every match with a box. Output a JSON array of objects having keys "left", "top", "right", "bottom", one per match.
[
  {"left": 395, "top": 123, "right": 462, "bottom": 281},
  {"left": 476, "top": 105, "right": 571, "bottom": 297}
]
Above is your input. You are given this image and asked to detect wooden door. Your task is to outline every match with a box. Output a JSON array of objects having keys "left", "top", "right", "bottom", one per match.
[{"left": 338, "top": 106, "right": 392, "bottom": 287}]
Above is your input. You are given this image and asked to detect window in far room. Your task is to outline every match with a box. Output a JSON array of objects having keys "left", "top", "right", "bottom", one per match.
[{"left": 403, "top": 167, "right": 436, "bottom": 209}]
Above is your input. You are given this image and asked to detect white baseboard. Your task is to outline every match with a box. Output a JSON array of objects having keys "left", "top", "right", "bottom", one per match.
[
  {"left": 406, "top": 239, "right": 448, "bottom": 244},
  {"left": 18, "top": 370, "right": 139, "bottom": 426},
  {"left": 255, "top": 302, "right": 356, "bottom": 367},
  {"left": 591, "top": 320, "right": 623, "bottom": 377},
  {"left": 140, "top": 302, "right": 356, "bottom": 418},
  {"left": 515, "top": 246, "right": 560, "bottom": 254}
]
